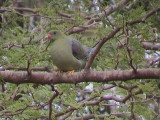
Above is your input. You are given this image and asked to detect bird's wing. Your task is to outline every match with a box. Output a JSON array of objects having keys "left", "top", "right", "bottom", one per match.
[{"left": 67, "top": 37, "right": 89, "bottom": 60}]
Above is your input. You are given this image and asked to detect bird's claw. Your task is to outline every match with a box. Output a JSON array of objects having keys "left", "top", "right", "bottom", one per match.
[
  {"left": 54, "top": 69, "right": 63, "bottom": 75},
  {"left": 67, "top": 70, "right": 75, "bottom": 75},
  {"left": 54, "top": 69, "right": 74, "bottom": 75}
]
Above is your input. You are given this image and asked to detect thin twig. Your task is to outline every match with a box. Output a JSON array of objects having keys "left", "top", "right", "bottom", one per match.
[{"left": 49, "top": 85, "right": 59, "bottom": 120}]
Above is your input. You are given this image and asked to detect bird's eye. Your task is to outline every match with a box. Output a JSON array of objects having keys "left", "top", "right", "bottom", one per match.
[{"left": 53, "top": 31, "right": 56, "bottom": 35}]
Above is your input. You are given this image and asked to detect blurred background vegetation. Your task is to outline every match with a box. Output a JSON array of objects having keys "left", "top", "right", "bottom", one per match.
[{"left": 0, "top": 0, "right": 160, "bottom": 119}]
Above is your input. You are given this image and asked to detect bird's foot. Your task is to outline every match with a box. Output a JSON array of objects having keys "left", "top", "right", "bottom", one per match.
[
  {"left": 57, "top": 70, "right": 62, "bottom": 75},
  {"left": 54, "top": 69, "right": 63, "bottom": 75},
  {"left": 67, "top": 70, "right": 75, "bottom": 75}
]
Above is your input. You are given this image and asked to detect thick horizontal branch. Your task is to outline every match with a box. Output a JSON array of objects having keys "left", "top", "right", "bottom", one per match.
[{"left": 0, "top": 68, "right": 159, "bottom": 84}]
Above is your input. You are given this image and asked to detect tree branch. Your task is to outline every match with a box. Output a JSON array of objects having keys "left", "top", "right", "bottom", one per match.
[
  {"left": 0, "top": 68, "right": 159, "bottom": 84},
  {"left": 74, "top": 113, "right": 126, "bottom": 120},
  {"left": 88, "top": 0, "right": 131, "bottom": 24},
  {"left": 0, "top": 66, "right": 50, "bottom": 72},
  {"left": 48, "top": 85, "right": 59, "bottom": 120},
  {"left": 127, "top": 7, "right": 160, "bottom": 25},
  {"left": 141, "top": 42, "right": 160, "bottom": 50},
  {"left": 85, "top": 26, "right": 121, "bottom": 69},
  {"left": 0, "top": 7, "right": 38, "bottom": 13}
]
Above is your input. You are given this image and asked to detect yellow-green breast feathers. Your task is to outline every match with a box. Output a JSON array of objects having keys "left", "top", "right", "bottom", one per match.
[{"left": 46, "top": 30, "right": 88, "bottom": 71}]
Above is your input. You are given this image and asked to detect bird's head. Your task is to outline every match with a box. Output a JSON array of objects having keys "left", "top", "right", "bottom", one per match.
[{"left": 45, "top": 30, "right": 64, "bottom": 42}]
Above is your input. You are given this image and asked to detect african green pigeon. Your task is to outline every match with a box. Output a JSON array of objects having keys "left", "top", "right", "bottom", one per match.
[{"left": 45, "top": 30, "right": 94, "bottom": 71}]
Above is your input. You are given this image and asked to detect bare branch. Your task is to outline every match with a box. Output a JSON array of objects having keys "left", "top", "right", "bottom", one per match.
[
  {"left": 59, "top": 112, "right": 73, "bottom": 120},
  {"left": 141, "top": 42, "right": 160, "bottom": 50},
  {"left": 54, "top": 94, "right": 99, "bottom": 117},
  {"left": 0, "top": 7, "right": 38, "bottom": 13},
  {"left": 0, "top": 68, "right": 159, "bottom": 84},
  {"left": 0, "top": 66, "right": 51, "bottom": 72},
  {"left": 88, "top": 0, "right": 131, "bottom": 24},
  {"left": 57, "top": 11, "right": 72, "bottom": 18},
  {"left": 127, "top": 7, "right": 160, "bottom": 25},
  {"left": 49, "top": 85, "right": 59, "bottom": 120},
  {"left": 150, "top": 57, "right": 160, "bottom": 66},
  {"left": 85, "top": 26, "right": 121, "bottom": 69},
  {"left": 74, "top": 113, "right": 126, "bottom": 120},
  {"left": 8, "top": 86, "right": 19, "bottom": 100},
  {"left": 67, "top": 22, "right": 98, "bottom": 34},
  {"left": 74, "top": 114, "right": 106, "bottom": 120},
  {"left": 27, "top": 59, "right": 31, "bottom": 76},
  {"left": 125, "top": 24, "right": 137, "bottom": 73}
]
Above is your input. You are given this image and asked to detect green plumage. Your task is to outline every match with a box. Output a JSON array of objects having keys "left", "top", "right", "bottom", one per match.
[{"left": 47, "top": 30, "right": 90, "bottom": 71}]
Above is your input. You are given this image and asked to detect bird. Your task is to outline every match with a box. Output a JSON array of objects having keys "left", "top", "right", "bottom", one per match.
[{"left": 45, "top": 30, "right": 94, "bottom": 72}]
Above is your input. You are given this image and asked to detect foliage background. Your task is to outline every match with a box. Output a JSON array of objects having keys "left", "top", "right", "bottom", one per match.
[{"left": 0, "top": 0, "right": 160, "bottom": 119}]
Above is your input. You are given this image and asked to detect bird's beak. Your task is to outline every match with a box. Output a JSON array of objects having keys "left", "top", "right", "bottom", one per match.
[{"left": 45, "top": 34, "right": 52, "bottom": 39}]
